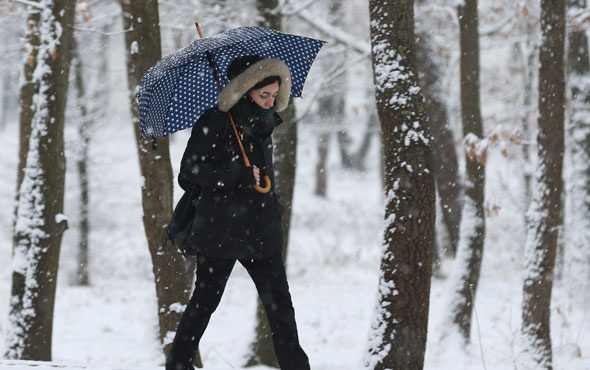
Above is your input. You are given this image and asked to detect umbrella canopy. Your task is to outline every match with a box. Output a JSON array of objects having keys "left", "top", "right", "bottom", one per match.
[{"left": 138, "top": 26, "right": 325, "bottom": 138}]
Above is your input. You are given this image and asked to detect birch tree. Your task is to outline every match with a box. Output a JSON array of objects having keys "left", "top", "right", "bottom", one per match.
[
  {"left": 6, "top": 0, "right": 76, "bottom": 360},
  {"left": 119, "top": 0, "right": 196, "bottom": 363},
  {"left": 366, "top": 0, "right": 435, "bottom": 368},
  {"left": 519, "top": 0, "right": 566, "bottom": 368},
  {"left": 565, "top": 0, "right": 590, "bottom": 304},
  {"left": 444, "top": 0, "right": 486, "bottom": 341}
]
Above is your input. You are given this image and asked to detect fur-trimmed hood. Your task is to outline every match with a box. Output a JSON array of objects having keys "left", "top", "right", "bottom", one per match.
[{"left": 218, "top": 58, "right": 291, "bottom": 112}]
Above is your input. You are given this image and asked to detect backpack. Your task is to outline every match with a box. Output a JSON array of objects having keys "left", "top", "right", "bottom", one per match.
[{"left": 166, "top": 186, "right": 200, "bottom": 259}]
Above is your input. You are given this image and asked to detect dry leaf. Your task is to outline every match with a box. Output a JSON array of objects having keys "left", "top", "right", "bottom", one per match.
[{"left": 50, "top": 46, "right": 58, "bottom": 60}]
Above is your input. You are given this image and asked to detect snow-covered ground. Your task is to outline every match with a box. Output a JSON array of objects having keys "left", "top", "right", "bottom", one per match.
[{"left": 1, "top": 101, "right": 589, "bottom": 370}]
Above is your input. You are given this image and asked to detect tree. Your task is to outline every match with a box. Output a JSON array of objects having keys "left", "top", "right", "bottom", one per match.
[
  {"left": 365, "top": 0, "right": 435, "bottom": 368},
  {"left": 513, "top": 0, "right": 540, "bottom": 210},
  {"left": 71, "top": 39, "right": 91, "bottom": 286},
  {"left": 566, "top": 0, "right": 590, "bottom": 304},
  {"left": 119, "top": 1, "right": 198, "bottom": 365},
  {"left": 313, "top": 0, "right": 347, "bottom": 198},
  {"left": 12, "top": 2, "right": 40, "bottom": 251},
  {"left": 444, "top": 0, "right": 486, "bottom": 342},
  {"left": 415, "top": 29, "right": 462, "bottom": 258},
  {"left": 70, "top": 22, "right": 111, "bottom": 285},
  {"left": 519, "top": 0, "right": 566, "bottom": 368},
  {"left": 5, "top": 0, "right": 76, "bottom": 360},
  {"left": 245, "top": 0, "right": 298, "bottom": 366}
]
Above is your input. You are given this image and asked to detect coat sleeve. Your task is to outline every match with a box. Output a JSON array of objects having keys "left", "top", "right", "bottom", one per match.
[{"left": 178, "top": 109, "right": 255, "bottom": 192}]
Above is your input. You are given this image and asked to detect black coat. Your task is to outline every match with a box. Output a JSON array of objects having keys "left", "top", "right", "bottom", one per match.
[{"left": 179, "top": 107, "right": 284, "bottom": 260}]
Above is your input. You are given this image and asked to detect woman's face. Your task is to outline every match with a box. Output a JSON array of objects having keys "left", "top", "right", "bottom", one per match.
[{"left": 248, "top": 81, "right": 280, "bottom": 110}]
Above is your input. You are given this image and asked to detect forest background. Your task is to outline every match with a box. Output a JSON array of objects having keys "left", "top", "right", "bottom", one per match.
[{"left": 0, "top": 0, "right": 588, "bottom": 369}]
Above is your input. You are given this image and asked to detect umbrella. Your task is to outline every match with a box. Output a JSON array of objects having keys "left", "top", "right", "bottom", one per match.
[{"left": 138, "top": 25, "right": 325, "bottom": 139}]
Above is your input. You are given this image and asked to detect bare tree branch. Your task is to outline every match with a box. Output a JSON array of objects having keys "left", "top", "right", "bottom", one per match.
[
  {"left": 282, "top": 7, "right": 370, "bottom": 54},
  {"left": 6, "top": 0, "right": 43, "bottom": 10}
]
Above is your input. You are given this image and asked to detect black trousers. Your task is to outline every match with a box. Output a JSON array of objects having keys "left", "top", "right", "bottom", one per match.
[{"left": 166, "top": 252, "right": 309, "bottom": 370}]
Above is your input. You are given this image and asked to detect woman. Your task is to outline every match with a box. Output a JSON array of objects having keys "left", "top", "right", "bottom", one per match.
[{"left": 166, "top": 55, "right": 309, "bottom": 370}]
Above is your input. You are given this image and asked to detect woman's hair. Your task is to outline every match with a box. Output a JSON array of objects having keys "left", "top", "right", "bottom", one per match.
[{"left": 251, "top": 75, "right": 281, "bottom": 91}]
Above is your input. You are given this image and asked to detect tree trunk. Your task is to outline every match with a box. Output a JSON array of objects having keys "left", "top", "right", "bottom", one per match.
[
  {"left": 366, "top": 1, "right": 435, "bottom": 369},
  {"left": 1, "top": 74, "right": 12, "bottom": 130},
  {"left": 5, "top": 0, "right": 76, "bottom": 360},
  {"left": 514, "top": 2, "right": 539, "bottom": 212},
  {"left": 245, "top": 0, "right": 298, "bottom": 366},
  {"left": 70, "top": 28, "right": 109, "bottom": 286},
  {"left": 119, "top": 1, "right": 198, "bottom": 365},
  {"left": 566, "top": 0, "right": 590, "bottom": 303},
  {"left": 72, "top": 41, "right": 90, "bottom": 286},
  {"left": 315, "top": 131, "right": 330, "bottom": 197},
  {"left": 520, "top": 0, "right": 566, "bottom": 368},
  {"left": 12, "top": 4, "right": 40, "bottom": 250},
  {"left": 352, "top": 110, "right": 377, "bottom": 172},
  {"left": 445, "top": 0, "right": 486, "bottom": 342},
  {"left": 416, "top": 31, "right": 462, "bottom": 257}
]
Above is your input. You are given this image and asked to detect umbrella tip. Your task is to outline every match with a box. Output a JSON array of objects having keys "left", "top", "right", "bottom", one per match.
[{"left": 195, "top": 23, "right": 204, "bottom": 38}]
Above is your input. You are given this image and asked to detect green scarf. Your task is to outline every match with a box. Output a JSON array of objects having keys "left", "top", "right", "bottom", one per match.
[{"left": 231, "top": 96, "right": 277, "bottom": 140}]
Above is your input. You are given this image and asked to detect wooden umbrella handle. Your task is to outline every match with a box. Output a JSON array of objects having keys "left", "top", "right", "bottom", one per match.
[{"left": 255, "top": 175, "right": 272, "bottom": 193}]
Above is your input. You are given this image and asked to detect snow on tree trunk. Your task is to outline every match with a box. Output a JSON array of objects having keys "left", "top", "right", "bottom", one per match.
[
  {"left": 444, "top": 0, "right": 486, "bottom": 342},
  {"left": 366, "top": 1, "right": 435, "bottom": 369},
  {"left": 565, "top": 0, "right": 590, "bottom": 306},
  {"left": 6, "top": 0, "right": 76, "bottom": 360},
  {"left": 119, "top": 1, "right": 196, "bottom": 365},
  {"left": 519, "top": 0, "right": 566, "bottom": 368},
  {"left": 13, "top": 4, "right": 40, "bottom": 250}
]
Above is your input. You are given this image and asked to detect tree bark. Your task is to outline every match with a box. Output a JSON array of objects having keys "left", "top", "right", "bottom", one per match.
[
  {"left": 566, "top": 0, "right": 590, "bottom": 303},
  {"left": 5, "top": 0, "right": 76, "bottom": 360},
  {"left": 12, "top": 3, "right": 40, "bottom": 250},
  {"left": 416, "top": 31, "right": 462, "bottom": 257},
  {"left": 366, "top": 1, "right": 435, "bottom": 369},
  {"left": 445, "top": 0, "right": 486, "bottom": 342},
  {"left": 119, "top": 1, "right": 198, "bottom": 365},
  {"left": 520, "top": 0, "right": 566, "bottom": 368}
]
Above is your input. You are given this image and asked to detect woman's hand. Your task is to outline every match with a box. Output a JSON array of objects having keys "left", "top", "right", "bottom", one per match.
[{"left": 253, "top": 165, "right": 260, "bottom": 186}]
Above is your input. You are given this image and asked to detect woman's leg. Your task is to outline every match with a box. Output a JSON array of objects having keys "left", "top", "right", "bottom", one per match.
[
  {"left": 241, "top": 253, "right": 310, "bottom": 370},
  {"left": 166, "top": 255, "right": 236, "bottom": 370}
]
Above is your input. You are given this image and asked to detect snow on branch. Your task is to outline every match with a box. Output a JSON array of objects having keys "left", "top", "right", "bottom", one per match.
[
  {"left": 283, "top": 8, "right": 370, "bottom": 55},
  {"left": 277, "top": 0, "right": 317, "bottom": 17},
  {"left": 71, "top": 25, "right": 132, "bottom": 36},
  {"left": 7, "top": 0, "right": 44, "bottom": 10}
]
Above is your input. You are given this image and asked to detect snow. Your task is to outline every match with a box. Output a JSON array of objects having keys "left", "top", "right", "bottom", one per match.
[
  {"left": 1, "top": 94, "right": 590, "bottom": 368},
  {"left": 0, "top": 2, "right": 589, "bottom": 370}
]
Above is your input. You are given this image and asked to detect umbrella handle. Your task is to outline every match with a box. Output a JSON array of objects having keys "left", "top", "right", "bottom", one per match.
[
  {"left": 243, "top": 155, "right": 272, "bottom": 194},
  {"left": 254, "top": 175, "right": 272, "bottom": 193}
]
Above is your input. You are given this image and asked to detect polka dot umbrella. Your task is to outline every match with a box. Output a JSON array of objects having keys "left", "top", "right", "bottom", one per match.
[{"left": 138, "top": 25, "right": 326, "bottom": 139}]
